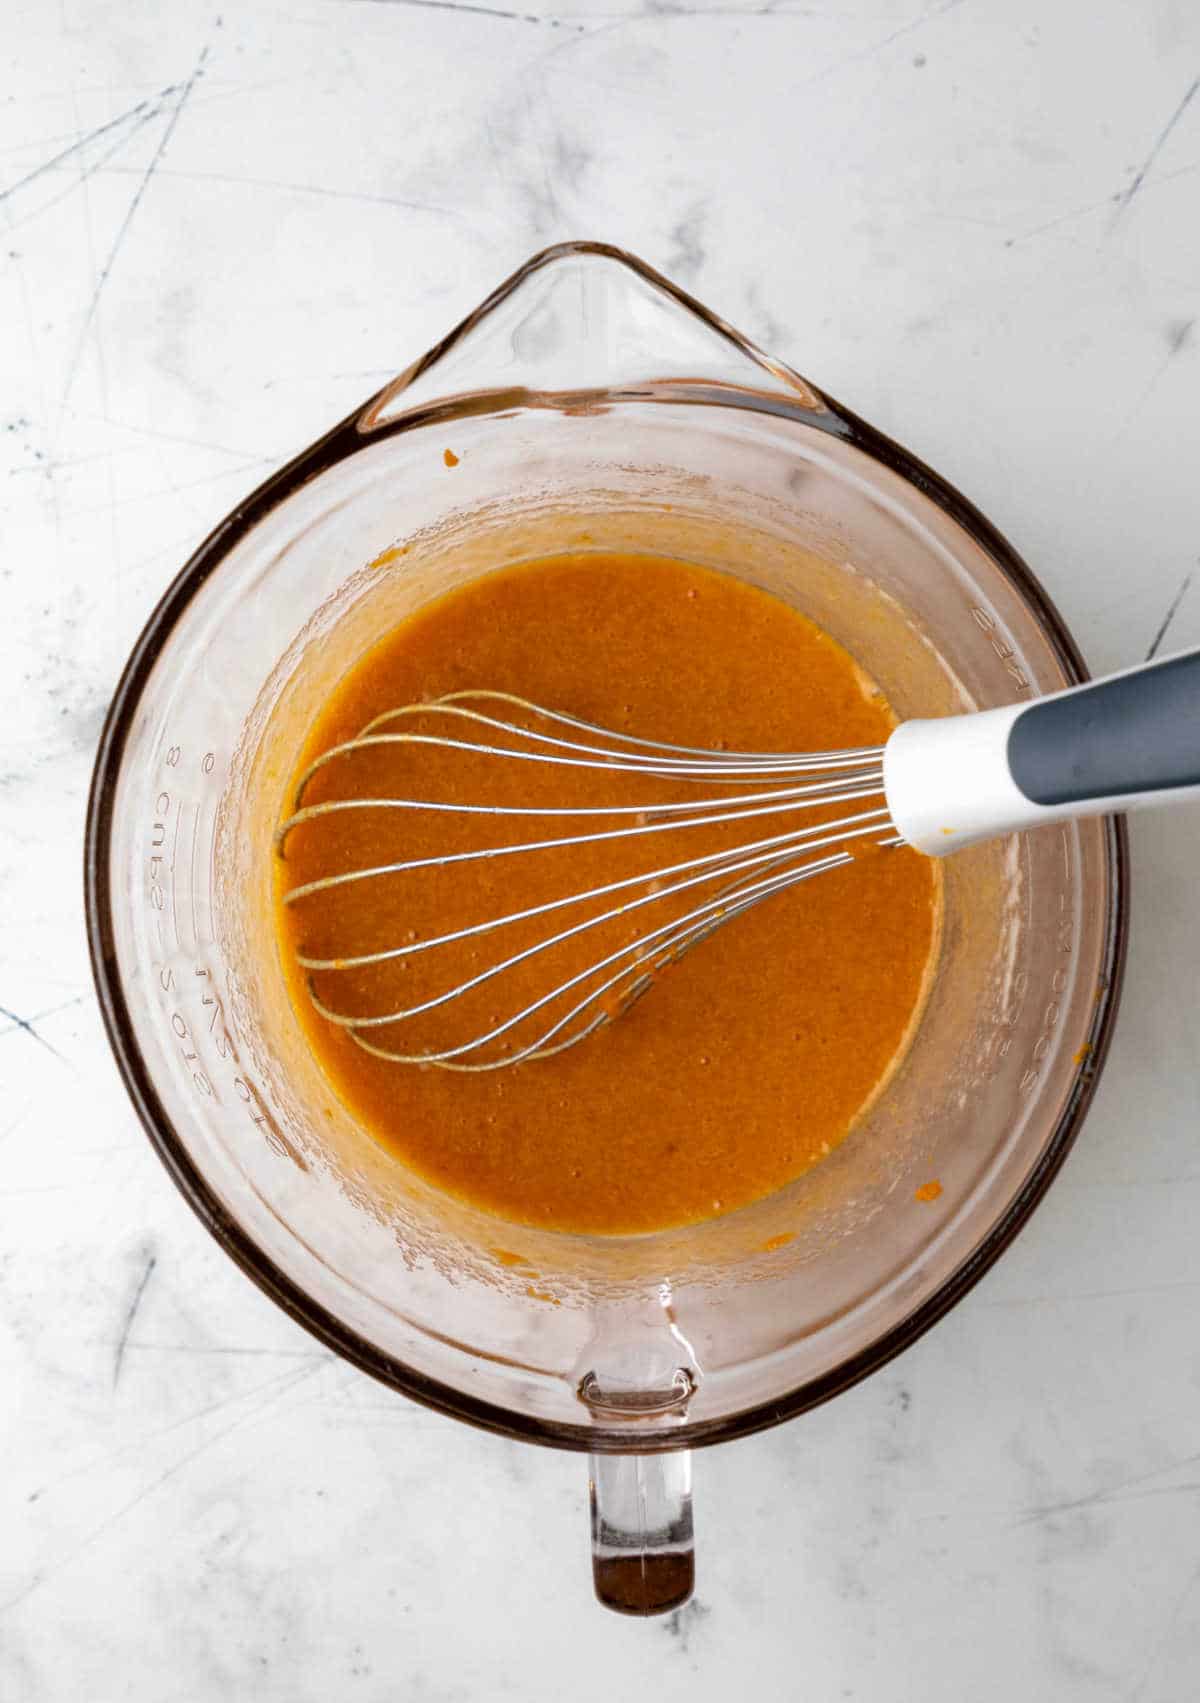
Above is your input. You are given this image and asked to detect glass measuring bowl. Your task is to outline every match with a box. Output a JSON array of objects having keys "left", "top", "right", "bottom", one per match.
[{"left": 85, "top": 243, "right": 1127, "bottom": 1616}]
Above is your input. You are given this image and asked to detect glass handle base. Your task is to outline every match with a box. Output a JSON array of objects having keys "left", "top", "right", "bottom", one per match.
[{"left": 588, "top": 1449, "right": 694, "bottom": 1617}]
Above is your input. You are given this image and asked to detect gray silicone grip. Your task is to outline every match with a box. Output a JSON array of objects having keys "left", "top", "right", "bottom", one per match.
[{"left": 1007, "top": 649, "right": 1200, "bottom": 807}]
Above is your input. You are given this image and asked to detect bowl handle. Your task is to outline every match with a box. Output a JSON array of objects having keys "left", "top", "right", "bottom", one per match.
[
  {"left": 578, "top": 1365, "right": 697, "bottom": 1615},
  {"left": 589, "top": 1449, "right": 695, "bottom": 1617}
]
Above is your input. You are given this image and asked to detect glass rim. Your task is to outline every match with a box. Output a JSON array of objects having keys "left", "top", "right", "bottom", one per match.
[{"left": 84, "top": 242, "right": 1129, "bottom": 1455}]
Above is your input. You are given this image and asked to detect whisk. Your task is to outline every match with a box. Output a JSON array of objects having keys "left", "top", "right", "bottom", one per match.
[{"left": 277, "top": 648, "right": 1200, "bottom": 1071}]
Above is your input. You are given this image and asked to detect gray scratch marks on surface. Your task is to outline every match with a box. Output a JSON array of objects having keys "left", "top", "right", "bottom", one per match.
[
  {"left": 1111, "top": 74, "right": 1200, "bottom": 225},
  {"left": 323, "top": 0, "right": 584, "bottom": 22},
  {"left": 795, "top": 0, "right": 968, "bottom": 92},
  {"left": 1005, "top": 162, "right": 1200, "bottom": 249},
  {"left": 88, "top": 162, "right": 461, "bottom": 219},
  {"left": 981, "top": 1272, "right": 1200, "bottom": 1310},
  {"left": 94, "top": 413, "right": 275, "bottom": 462},
  {"left": 0, "top": 993, "right": 91, "bottom": 1044},
  {"left": 322, "top": 0, "right": 900, "bottom": 20},
  {"left": 5, "top": 103, "right": 173, "bottom": 235},
  {"left": 25, "top": 1360, "right": 335, "bottom": 1511},
  {"left": 68, "top": 456, "right": 277, "bottom": 517},
  {"left": 1145, "top": 571, "right": 1194, "bottom": 661},
  {"left": 0, "top": 1105, "right": 32, "bottom": 1147},
  {"left": 1005, "top": 194, "right": 1113, "bottom": 249},
  {"left": 1109, "top": 316, "right": 1196, "bottom": 447},
  {"left": 0, "top": 1002, "right": 67, "bottom": 1061},
  {"left": 104, "top": 1341, "right": 327, "bottom": 1360},
  {"left": 0, "top": 90, "right": 178, "bottom": 203},
  {"left": 58, "top": 44, "right": 209, "bottom": 417},
  {"left": 1012, "top": 1448, "right": 1200, "bottom": 1532},
  {"left": 648, "top": 2, "right": 818, "bottom": 14},
  {"left": 113, "top": 1251, "right": 158, "bottom": 1387},
  {"left": 5, "top": 1361, "right": 327, "bottom": 1614}
]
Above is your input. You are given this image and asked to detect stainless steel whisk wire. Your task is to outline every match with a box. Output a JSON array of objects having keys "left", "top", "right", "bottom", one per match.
[
  {"left": 276, "top": 692, "right": 895, "bottom": 1071},
  {"left": 276, "top": 640, "right": 1200, "bottom": 1068}
]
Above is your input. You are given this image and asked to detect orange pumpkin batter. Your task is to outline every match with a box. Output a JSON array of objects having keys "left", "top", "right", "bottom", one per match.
[{"left": 276, "top": 552, "right": 939, "bottom": 1234}]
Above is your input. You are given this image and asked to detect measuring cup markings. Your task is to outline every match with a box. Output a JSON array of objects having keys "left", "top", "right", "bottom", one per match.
[
  {"left": 153, "top": 953, "right": 304, "bottom": 1166},
  {"left": 146, "top": 739, "right": 303, "bottom": 1166},
  {"left": 970, "top": 605, "right": 1033, "bottom": 694},
  {"left": 1017, "top": 832, "right": 1075, "bottom": 1095}
]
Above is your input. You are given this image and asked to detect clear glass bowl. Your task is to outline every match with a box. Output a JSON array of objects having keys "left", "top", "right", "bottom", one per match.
[{"left": 85, "top": 243, "right": 1127, "bottom": 1615}]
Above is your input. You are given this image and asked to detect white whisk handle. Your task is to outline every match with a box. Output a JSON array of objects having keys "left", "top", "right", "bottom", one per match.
[
  {"left": 883, "top": 701, "right": 1028, "bottom": 855},
  {"left": 883, "top": 646, "right": 1200, "bottom": 856}
]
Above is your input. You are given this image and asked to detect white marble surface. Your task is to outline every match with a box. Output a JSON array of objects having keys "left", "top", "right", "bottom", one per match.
[{"left": 3, "top": 0, "right": 1200, "bottom": 1695}]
